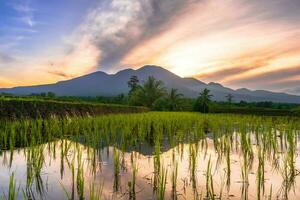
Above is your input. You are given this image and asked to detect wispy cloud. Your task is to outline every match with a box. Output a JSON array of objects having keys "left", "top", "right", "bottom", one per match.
[
  {"left": 9, "top": 0, "right": 37, "bottom": 27},
  {"left": 0, "top": 53, "right": 17, "bottom": 64},
  {"left": 47, "top": 70, "right": 72, "bottom": 79},
  {"left": 17, "top": 15, "right": 36, "bottom": 27},
  {"left": 11, "top": 3, "right": 35, "bottom": 13}
]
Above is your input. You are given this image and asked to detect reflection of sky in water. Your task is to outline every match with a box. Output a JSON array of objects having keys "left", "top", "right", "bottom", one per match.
[{"left": 0, "top": 138, "right": 300, "bottom": 200}]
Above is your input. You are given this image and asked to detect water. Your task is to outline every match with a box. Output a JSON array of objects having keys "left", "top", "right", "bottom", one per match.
[{"left": 1, "top": 136, "right": 300, "bottom": 200}]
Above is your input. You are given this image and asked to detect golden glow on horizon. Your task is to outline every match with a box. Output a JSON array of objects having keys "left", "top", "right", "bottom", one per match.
[{"left": 0, "top": 0, "right": 300, "bottom": 93}]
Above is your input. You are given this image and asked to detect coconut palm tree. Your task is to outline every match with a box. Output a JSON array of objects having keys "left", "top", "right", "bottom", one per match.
[
  {"left": 194, "top": 88, "right": 213, "bottom": 113},
  {"left": 127, "top": 75, "right": 140, "bottom": 96},
  {"left": 166, "top": 88, "right": 183, "bottom": 111},
  {"left": 131, "top": 76, "right": 166, "bottom": 108}
]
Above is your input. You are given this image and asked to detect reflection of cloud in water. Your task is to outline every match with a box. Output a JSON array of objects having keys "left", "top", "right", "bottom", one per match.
[{"left": 0, "top": 138, "right": 300, "bottom": 199}]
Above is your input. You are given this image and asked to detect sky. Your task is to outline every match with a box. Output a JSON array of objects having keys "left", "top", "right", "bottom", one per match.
[{"left": 0, "top": 0, "right": 300, "bottom": 95}]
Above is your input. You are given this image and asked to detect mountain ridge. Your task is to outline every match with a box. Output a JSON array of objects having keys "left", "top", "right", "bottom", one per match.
[{"left": 1, "top": 65, "right": 299, "bottom": 103}]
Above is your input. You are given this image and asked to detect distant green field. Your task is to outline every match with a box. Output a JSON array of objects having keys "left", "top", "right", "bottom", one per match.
[
  {"left": 0, "top": 97, "right": 148, "bottom": 120},
  {"left": 210, "top": 106, "right": 300, "bottom": 116}
]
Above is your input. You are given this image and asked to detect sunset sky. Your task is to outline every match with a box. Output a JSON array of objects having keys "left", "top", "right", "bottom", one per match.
[{"left": 0, "top": 0, "right": 300, "bottom": 94}]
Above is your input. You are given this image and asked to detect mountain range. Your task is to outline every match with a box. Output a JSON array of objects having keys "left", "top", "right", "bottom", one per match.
[{"left": 1, "top": 65, "right": 300, "bottom": 103}]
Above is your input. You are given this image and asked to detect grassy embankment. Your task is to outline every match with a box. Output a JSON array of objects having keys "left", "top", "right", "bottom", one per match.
[
  {"left": 210, "top": 106, "right": 300, "bottom": 116},
  {"left": 0, "top": 97, "right": 148, "bottom": 120}
]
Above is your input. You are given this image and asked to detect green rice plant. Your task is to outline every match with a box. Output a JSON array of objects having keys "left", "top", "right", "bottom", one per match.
[
  {"left": 189, "top": 144, "right": 198, "bottom": 191},
  {"left": 153, "top": 138, "right": 161, "bottom": 192},
  {"left": 113, "top": 148, "right": 120, "bottom": 192},
  {"left": 205, "top": 156, "right": 215, "bottom": 200},
  {"left": 156, "top": 166, "right": 168, "bottom": 200},
  {"left": 256, "top": 146, "right": 265, "bottom": 200},
  {"left": 128, "top": 152, "right": 138, "bottom": 199},
  {"left": 25, "top": 144, "right": 45, "bottom": 196},
  {"left": 1, "top": 173, "right": 20, "bottom": 200},
  {"left": 268, "top": 185, "right": 272, "bottom": 200},
  {"left": 170, "top": 149, "right": 178, "bottom": 200},
  {"left": 89, "top": 181, "right": 103, "bottom": 200},
  {"left": 1, "top": 112, "right": 300, "bottom": 200},
  {"left": 76, "top": 149, "right": 85, "bottom": 200}
]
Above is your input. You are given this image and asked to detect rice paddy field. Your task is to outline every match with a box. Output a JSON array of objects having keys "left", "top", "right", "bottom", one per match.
[{"left": 0, "top": 112, "right": 300, "bottom": 200}]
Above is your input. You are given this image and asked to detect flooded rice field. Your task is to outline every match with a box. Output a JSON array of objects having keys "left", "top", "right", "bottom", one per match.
[{"left": 0, "top": 112, "right": 299, "bottom": 200}]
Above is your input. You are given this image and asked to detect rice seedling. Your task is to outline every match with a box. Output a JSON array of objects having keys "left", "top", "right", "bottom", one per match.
[
  {"left": 189, "top": 144, "right": 198, "bottom": 191},
  {"left": 153, "top": 138, "right": 161, "bottom": 192},
  {"left": 156, "top": 166, "right": 168, "bottom": 200},
  {"left": 0, "top": 112, "right": 299, "bottom": 200},
  {"left": 76, "top": 149, "right": 85, "bottom": 200},
  {"left": 128, "top": 152, "right": 138, "bottom": 200},
  {"left": 171, "top": 149, "right": 178, "bottom": 200},
  {"left": 205, "top": 156, "right": 215, "bottom": 200},
  {"left": 1, "top": 173, "right": 19, "bottom": 200},
  {"left": 256, "top": 145, "right": 265, "bottom": 200},
  {"left": 113, "top": 148, "right": 120, "bottom": 192},
  {"left": 89, "top": 181, "right": 103, "bottom": 200}
]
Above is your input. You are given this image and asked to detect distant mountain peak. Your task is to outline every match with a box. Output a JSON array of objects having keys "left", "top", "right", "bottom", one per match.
[
  {"left": 236, "top": 88, "right": 251, "bottom": 92},
  {"left": 208, "top": 82, "right": 223, "bottom": 87},
  {"left": 139, "top": 65, "right": 165, "bottom": 70},
  {"left": 0, "top": 65, "right": 300, "bottom": 103},
  {"left": 115, "top": 68, "right": 134, "bottom": 75}
]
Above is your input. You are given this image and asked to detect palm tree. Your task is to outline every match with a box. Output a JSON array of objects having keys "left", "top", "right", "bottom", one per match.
[
  {"left": 225, "top": 94, "right": 234, "bottom": 104},
  {"left": 167, "top": 88, "right": 183, "bottom": 111},
  {"left": 132, "top": 76, "right": 166, "bottom": 108},
  {"left": 194, "top": 88, "right": 213, "bottom": 113},
  {"left": 127, "top": 76, "right": 140, "bottom": 95}
]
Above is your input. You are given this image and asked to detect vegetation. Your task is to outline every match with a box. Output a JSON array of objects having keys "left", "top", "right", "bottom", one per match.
[
  {"left": 129, "top": 76, "right": 166, "bottom": 107},
  {"left": 193, "top": 88, "right": 213, "bottom": 113},
  {"left": 0, "top": 98, "right": 147, "bottom": 120},
  {"left": 0, "top": 112, "right": 300, "bottom": 199},
  {"left": 225, "top": 93, "right": 234, "bottom": 104},
  {"left": 152, "top": 88, "right": 184, "bottom": 111},
  {"left": 1, "top": 75, "right": 300, "bottom": 118},
  {"left": 127, "top": 75, "right": 140, "bottom": 96}
]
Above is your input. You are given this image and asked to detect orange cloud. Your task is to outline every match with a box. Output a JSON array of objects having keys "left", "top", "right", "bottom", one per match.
[
  {"left": 1, "top": 0, "right": 300, "bottom": 94},
  {"left": 121, "top": 0, "right": 300, "bottom": 93}
]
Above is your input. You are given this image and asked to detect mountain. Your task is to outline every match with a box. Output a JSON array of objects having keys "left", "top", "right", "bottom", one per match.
[{"left": 1, "top": 65, "right": 300, "bottom": 103}]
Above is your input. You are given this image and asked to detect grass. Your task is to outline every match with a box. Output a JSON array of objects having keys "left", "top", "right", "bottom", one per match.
[
  {"left": 0, "top": 97, "right": 148, "bottom": 120},
  {"left": 211, "top": 106, "right": 300, "bottom": 116}
]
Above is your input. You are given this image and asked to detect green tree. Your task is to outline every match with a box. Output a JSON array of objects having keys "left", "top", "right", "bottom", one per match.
[
  {"left": 152, "top": 88, "right": 184, "bottom": 111},
  {"left": 166, "top": 88, "right": 183, "bottom": 111},
  {"left": 193, "top": 88, "right": 213, "bottom": 113},
  {"left": 225, "top": 94, "right": 234, "bottom": 104},
  {"left": 130, "top": 76, "right": 166, "bottom": 108},
  {"left": 127, "top": 76, "right": 140, "bottom": 95},
  {"left": 47, "top": 92, "right": 56, "bottom": 98}
]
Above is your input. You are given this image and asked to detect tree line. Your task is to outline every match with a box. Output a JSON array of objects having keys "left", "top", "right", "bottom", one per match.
[
  {"left": 127, "top": 75, "right": 213, "bottom": 112},
  {"left": 2, "top": 75, "right": 299, "bottom": 114}
]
